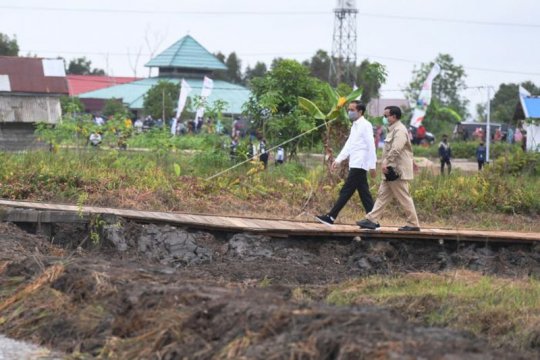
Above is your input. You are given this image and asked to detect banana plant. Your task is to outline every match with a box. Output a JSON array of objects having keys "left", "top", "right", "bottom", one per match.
[
  {"left": 298, "top": 84, "right": 363, "bottom": 166},
  {"left": 298, "top": 84, "right": 362, "bottom": 125}
]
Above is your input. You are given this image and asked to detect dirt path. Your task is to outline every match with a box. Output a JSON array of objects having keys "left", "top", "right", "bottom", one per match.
[{"left": 1, "top": 221, "right": 538, "bottom": 359}]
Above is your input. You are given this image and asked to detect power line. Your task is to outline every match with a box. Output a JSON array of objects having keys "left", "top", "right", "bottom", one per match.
[
  {"left": 358, "top": 52, "right": 540, "bottom": 77},
  {"left": 25, "top": 48, "right": 540, "bottom": 78},
  {"left": 3, "top": 5, "right": 540, "bottom": 29}
]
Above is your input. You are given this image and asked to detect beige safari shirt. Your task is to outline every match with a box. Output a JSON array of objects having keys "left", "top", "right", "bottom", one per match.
[{"left": 382, "top": 120, "right": 414, "bottom": 180}]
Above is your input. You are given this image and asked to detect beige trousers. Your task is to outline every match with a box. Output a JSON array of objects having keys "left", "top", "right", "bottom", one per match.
[{"left": 366, "top": 180, "right": 420, "bottom": 227}]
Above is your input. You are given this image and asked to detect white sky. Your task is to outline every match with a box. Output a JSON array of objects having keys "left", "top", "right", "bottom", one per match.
[{"left": 2, "top": 0, "right": 539, "bottom": 117}]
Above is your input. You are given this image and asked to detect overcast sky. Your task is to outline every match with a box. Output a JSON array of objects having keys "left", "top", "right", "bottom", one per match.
[{"left": 2, "top": 0, "right": 539, "bottom": 117}]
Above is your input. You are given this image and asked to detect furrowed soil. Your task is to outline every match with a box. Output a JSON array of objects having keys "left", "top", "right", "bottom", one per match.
[{"left": 1, "top": 221, "right": 539, "bottom": 359}]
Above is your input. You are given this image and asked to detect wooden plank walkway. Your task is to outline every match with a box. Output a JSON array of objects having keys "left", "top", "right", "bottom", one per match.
[{"left": 0, "top": 199, "right": 539, "bottom": 244}]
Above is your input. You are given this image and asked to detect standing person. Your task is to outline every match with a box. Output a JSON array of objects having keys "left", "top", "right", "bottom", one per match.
[
  {"left": 315, "top": 101, "right": 377, "bottom": 225},
  {"left": 258, "top": 138, "right": 269, "bottom": 169},
  {"left": 438, "top": 134, "right": 452, "bottom": 175},
  {"left": 476, "top": 142, "right": 486, "bottom": 170},
  {"left": 357, "top": 106, "right": 420, "bottom": 231},
  {"left": 275, "top": 146, "right": 285, "bottom": 165}
]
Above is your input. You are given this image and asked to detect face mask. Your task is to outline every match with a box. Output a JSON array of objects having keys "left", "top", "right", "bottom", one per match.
[
  {"left": 382, "top": 116, "right": 388, "bottom": 126},
  {"left": 348, "top": 111, "right": 358, "bottom": 121}
]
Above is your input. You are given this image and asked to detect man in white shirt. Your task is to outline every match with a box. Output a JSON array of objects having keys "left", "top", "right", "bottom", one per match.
[{"left": 316, "top": 101, "right": 377, "bottom": 225}]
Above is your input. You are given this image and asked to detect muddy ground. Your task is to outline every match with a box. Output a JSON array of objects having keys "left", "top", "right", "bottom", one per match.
[{"left": 1, "top": 220, "right": 539, "bottom": 359}]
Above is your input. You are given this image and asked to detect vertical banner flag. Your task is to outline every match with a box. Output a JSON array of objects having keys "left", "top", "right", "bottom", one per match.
[
  {"left": 519, "top": 85, "right": 531, "bottom": 119},
  {"left": 172, "top": 79, "right": 192, "bottom": 135},
  {"left": 410, "top": 63, "right": 441, "bottom": 128},
  {"left": 195, "top": 76, "right": 214, "bottom": 121}
]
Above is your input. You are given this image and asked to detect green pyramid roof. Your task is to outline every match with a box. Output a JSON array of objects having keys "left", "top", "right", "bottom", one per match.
[{"left": 145, "top": 35, "right": 227, "bottom": 71}]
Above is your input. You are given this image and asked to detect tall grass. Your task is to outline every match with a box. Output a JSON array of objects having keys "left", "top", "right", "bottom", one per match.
[
  {"left": 0, "top": 148, "right": 538, "bottom": 220},
  {"left": 326, "top": 272, "right": 540, "bottom": 351}
]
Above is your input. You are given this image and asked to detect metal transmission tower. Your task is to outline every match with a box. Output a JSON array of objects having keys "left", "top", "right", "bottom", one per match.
[{"left": 331, "top": 0, "right": 358, "bottom": 85}]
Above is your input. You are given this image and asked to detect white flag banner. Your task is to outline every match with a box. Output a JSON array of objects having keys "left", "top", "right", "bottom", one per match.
[
  {"left": 519, "top": 85, "right": 531, "bottom": 119},
  {"left": 410, "top": 63, "right": 441, "bottom": 128},
  {"left": 172, "top": 79, "right": 192, "bottom": 135},
  {"left": 195, "top": 76, "right": 214, "bottom": 120},
  {"left": 352, "top": 83, "right": 361, "bottom": 100}
]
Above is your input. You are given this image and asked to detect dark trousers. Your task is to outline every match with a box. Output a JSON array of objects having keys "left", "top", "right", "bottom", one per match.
[
  {"left": 328, "top": 168, "right": 374, "bottom": 219},
  {"left": 478, "top": 160, "right": 485, "bottom": 170},
  {"left": 440, "top": 158, "right": 451, "bottom": 175}
]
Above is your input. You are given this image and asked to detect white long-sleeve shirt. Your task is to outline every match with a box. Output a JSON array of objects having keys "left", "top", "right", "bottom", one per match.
[{"left": 334, "top": 116, "right": 377, "bottom": 170}]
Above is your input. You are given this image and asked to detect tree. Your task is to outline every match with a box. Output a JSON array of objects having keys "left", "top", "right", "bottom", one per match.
[
  {"left": 355, "top": 60, "right": 387, "bottom": 105},
  {"left": 244, "top": 59, "right": 325, "bottom": 156},
  {"left": 303, "top": 50, "right": 332, "bottom": 83},
  {"left": 60, "top": 96, "right": 85, "bottom": 115},
  {"left": 404, "top": 53, "right": 468, "bottom": 133},
  {"left": 225, "top": 52, "right": 242, "bottom": 84},
  {"left": 213, "top": 52, "right": 243, "bottom": 84},
  {"left": 143, "top": 81, "right": 180, "bottom": 120},
  {"left": 244, "top": 62, "right": 268, "bottom": 83},
  {"left": 67, "top": 57, "right": 105, "bottom": 75},
  {"left": 103, "top": 98, "right": 128, "bottom": 118},
  {"left": 214, "top": 52, "right": 226, "bottom": 63},
  {"left": 491, "top": 81, "right": 540, "bottom": 124},
  {"left": 0, "top": 33, "right": 19, "bottom": 56}
]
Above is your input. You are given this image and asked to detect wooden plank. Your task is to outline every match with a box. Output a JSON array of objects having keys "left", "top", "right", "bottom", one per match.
[{"left": 0, "top": 199, "right": 538, "bottom": 243}]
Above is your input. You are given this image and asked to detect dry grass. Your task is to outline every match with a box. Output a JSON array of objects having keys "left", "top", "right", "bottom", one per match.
[
  {"left": 0, "top": 263, "right": 64, "bottom": 312},
  {"left": 327, "top": 270, "right": 540, "bottom": 351}
]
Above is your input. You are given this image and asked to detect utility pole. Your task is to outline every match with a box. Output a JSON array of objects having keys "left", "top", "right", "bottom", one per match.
[
  {"left": 486, "top": 86, "right": 491, "bottom": 163},
  {"left": 331, "top": 0, "right": 358, "bottom": 85},
  {"left": 162, "top": 88, "right": 165, "bottom": 123}
]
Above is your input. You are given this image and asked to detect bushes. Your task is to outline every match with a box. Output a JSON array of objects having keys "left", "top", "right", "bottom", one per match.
[
  {"left": 412, "top": 171, "right": 540, "bottom": 216},
  {"left": 0, "top": 147, "right": 538, "bottom": 218},
  {"left": 413, "top": 142, "right": 524, "bottom": 160},
  {"left": 489, "top": 150, "right": 540, "bottom": 176}
]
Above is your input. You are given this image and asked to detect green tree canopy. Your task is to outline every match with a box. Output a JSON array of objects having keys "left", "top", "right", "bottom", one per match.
[
  {"left": 303, "top": 50, "right": 332, "bottom": 83},
  {"left": 491, "top": 81, "right": 540, "bottom": 124},
  {"left": 0, "top": 33, "right": 19, "bottom": 56},
  {"left": 67, "top": 57, "right": 106, "bottom": 75},
  {"left": 404, "top": 53, "right": 468, "bottom": 133},
  {"left": 244, "top": 61, "right": 268, "bottom": 83},
  {"left": 60, "top": 96, "right": 85, "bottom": 115},
  {"left": 225, "top": 52, "right": 242, "bottom": 84},
  {"left": 143, "top": 81, "right": 180, "bottom": 120},
  {"left": 244, "top": 59, "right": 326, "bottom": 156},
  {"left": 213, "top": 52, "right": 243, "bottom": 84},
  {"left": 355, "top": 59, "right": 387, "bottom": 105},
  {"left": 103, "top": 98, "right": 128, "bottom": 118}
]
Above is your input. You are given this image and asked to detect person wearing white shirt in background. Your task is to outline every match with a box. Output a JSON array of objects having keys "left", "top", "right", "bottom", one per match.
[
  {"left": 316, "top": 101, "right": 377, "bottom": 225},
  {"left": 275, "top": 146, "right": 285, "bottom": 165}
]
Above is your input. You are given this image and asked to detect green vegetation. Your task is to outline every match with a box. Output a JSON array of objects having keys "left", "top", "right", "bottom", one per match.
[
  {"left": 326, "top": 272, "right": 540, "bottom": 351},
  {"left": 412, "top": 141, "right": 527, "bottom": 160},
  {"left": 0, "top": 143, "right": 538, "bottom": 224}
]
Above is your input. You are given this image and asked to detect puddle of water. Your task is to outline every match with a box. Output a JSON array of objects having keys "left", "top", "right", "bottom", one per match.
[{"left": 0, "top": 335, "right": 62, "bottom": 359}]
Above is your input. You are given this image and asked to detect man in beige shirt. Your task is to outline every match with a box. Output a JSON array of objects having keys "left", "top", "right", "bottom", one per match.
[{"left": 357, "top": 106, "right": 421, "bottom": 231}]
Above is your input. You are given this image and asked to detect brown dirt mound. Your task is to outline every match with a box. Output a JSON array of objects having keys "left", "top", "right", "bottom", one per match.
[{"left": 0, "top": 221, "right": 538, "bottom": 359}]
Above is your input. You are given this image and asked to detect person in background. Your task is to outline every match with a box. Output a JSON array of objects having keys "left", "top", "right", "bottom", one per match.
[
  {"left": 316, "top": 101, "right": 376, "bottom": 226},
  {"left": 476, "top": 142, "right": 486, "bottom": 170},
  {"left": 89, "top": 132, "right": 102, "bottom": 147},
  {"left": 259, "top": 138, "right": 269, "bottom": 169},
  {"left": 230, "top": 136, "right": 239, "bottom": 161},
  {"left": 134, "top": 118, "right": 144, "bottom": 133},
  {"left": 494, "top": 128, "right": 502, "bottom": 142},
  {"left": 275, "top": 146, "right": 285, "bottom": 165},
  {"left": 507, "top": 127, "right": 514, "bottom": 144},
  {"left": 438, "top": 134, "right": 452, "bottom": 175}
]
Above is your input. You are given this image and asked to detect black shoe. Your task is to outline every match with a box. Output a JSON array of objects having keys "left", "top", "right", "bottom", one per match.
[
  {"left": 356, "top": 219, "right": 380, "bottom": 230},
  {"left": 315, "top": 214, "right": 334, "bottom": 225},
  {"left": 398, "top": 225, "right": 420, "bottom": 232}
]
